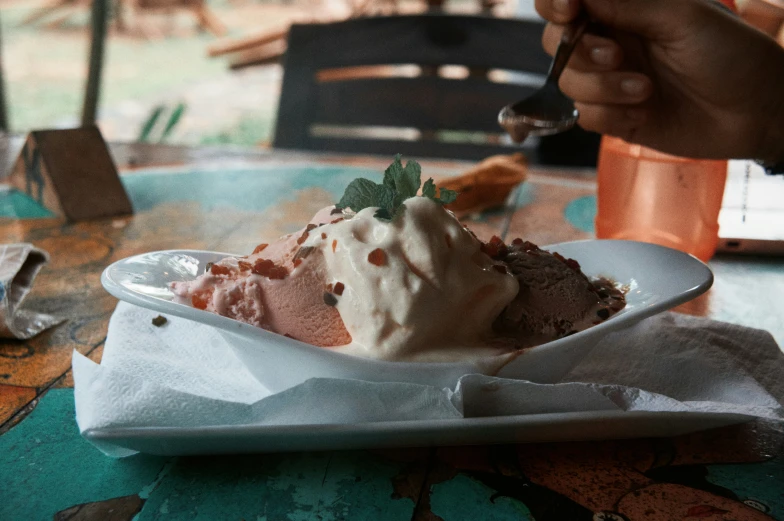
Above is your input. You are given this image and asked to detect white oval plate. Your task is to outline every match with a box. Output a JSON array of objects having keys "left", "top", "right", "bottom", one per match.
[{"left": 101, "top": 240, "right": 713, "bottom": 392}]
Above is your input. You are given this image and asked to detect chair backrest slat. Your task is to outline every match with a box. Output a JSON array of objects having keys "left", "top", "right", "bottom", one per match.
[
  {"left": 314, "top": 77, "right": 539, "bottom": 132},
  {"left": 284, "top": 16, "right": 552, "bottom": 71},
  {"left": 307, "top": 136, "right": 529, "bottom": 161},
  {"left": 274, "top": 14, "right": 600, "bottom": 165}
]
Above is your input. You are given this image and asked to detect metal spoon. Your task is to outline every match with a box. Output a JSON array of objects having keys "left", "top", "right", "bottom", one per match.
[{"left": 498, "top": 12, "right": 590, "bottom": 143}]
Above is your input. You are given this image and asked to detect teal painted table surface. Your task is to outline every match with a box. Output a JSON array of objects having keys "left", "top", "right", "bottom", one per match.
[{"left": 1, "top": 145, "right": 783, "bottom": 521}]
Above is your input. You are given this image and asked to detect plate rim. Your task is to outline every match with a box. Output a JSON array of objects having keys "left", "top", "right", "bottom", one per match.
[
  {"left": 84, "top": 408, "right": 749, "bottom": 440},
  {"left": 81, "top": 408, "right": 753, "bottom": 456}
]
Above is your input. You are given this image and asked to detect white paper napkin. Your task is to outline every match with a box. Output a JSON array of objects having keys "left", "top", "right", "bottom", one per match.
[{"left": 73, "top": 303, "right": 783, "bottom": 457}]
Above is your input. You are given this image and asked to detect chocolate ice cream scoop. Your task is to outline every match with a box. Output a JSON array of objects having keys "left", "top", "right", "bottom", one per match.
[{"left": 493, "top": 239, "right": 625, "bottom": 346}]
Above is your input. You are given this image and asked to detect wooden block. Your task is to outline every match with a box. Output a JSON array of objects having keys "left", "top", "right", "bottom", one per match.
[
  {"left": 229, "top": 41, "right": 286, "bottom": 70},
  {"left": 8, "top": 127, "right": 133, "bottom": 222},
  {"left": 207, "top": 27, "right": 288, "bottom": 57}
]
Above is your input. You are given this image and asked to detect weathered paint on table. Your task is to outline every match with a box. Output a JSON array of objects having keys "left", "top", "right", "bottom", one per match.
[{"left": 0, "top": 147, "right": 783, "bottom": 521}]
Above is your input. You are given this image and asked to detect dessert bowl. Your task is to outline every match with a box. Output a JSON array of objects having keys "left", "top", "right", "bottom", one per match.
[{"left": 101, "top": 239, "right": 713, "bottom": 393}]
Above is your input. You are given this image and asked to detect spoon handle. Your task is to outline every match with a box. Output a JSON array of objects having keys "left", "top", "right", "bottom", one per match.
[{"left": 546, "top": 11, "right": 590, "bottom": 84}]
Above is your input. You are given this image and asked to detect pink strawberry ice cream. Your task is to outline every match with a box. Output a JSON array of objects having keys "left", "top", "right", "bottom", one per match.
[{"left": 171, "top": 206, "right": 352, "bottom": 347}]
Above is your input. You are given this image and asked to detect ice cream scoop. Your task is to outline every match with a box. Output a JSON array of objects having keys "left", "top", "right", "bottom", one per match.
[
  {"left": 302, "top": 197, "right": 519, "bottom": 360},
  {"left": 491, "top": 239, "right": 625, "bottom": 346},
  {"left": 171, "top": 206, "right": 352, "bottom": 347}
]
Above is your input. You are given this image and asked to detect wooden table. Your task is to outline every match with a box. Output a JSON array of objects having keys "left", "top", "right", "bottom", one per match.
[{"left": 1, "top": 141, "right": 782, "bottom": 521}]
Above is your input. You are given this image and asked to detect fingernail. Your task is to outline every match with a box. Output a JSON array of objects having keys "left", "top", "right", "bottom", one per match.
[
  {"left": 590, "top": 47, "right": 614, "bottom": 66},
  {"left": 621, "top": 78, "right": 646, "bottom": 96},
  {"left": 553, "top": 0, "right": 571, "bottom": 14}
]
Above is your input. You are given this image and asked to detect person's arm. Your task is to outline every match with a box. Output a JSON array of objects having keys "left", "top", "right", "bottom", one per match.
[{"left": 536, "top": 0, "right": 784, "bottom": 164}]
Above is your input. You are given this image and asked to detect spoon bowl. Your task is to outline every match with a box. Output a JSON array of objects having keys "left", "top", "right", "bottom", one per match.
[
  {"left": 498, "top": 83, "right": 579, "bottom": 142},
  {"left": 499, "top": 12, "right": 590, "bottom": 143}
]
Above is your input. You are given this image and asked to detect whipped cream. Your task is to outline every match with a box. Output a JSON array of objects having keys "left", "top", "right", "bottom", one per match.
[{"left": 303, "top": 197, "right": 519, "bottom": 361}]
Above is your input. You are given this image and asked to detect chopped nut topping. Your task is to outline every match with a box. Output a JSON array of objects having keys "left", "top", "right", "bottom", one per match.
[
  {"left": 480, "top": 235, "right": 508, "bottom": 259},
  {"left": 509, "top": 239, "right": 541, "bottom": 253},
  {"left": 191, "top": 292, "right": 210, "bottom": 310},
  {"left": 553, "top": 252, "right": 581, "bottom": 271},
  {"left": 321, "top": 232, "right": 327, "bottom": 240},
  {"left": 323, "top": 292, "right": 338, "bottom": 306},
  {"left": 368, "top": 248, "right": 387, "bottom": 266},
  {"left": 297, "top": 224, "right": 319, "bottom": 245},
  {"left": 252, "top": 243, "right": 269, "bottom": 254},
  {"left": 251, "top": 259, "right": 288, "bottom": 279},
  {"left": 332, "top": 239, "right": 337, "bottom": 252},
  {"left": 333, "top": 282, "right": 345, "bottom": 295},
  {"left": 151, "top": 315, "right": 167, "bottom": 327},
  {"left": 210, "top": 264, "right": 232, "bottom": 276}
]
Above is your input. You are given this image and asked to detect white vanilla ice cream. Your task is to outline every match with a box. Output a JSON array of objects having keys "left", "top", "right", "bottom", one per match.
[{"left": 303, "top": 197, "right": 519, "bottom": 361}]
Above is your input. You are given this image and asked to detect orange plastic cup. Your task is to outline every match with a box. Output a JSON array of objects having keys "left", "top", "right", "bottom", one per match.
[{"left": 595, "top": 136, "right": 728, "bottom": 262}]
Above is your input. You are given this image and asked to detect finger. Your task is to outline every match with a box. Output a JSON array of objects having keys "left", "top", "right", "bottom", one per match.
[
  {"left": 559, "top": 69, "right": 653, "bottom": 104},
  {"left": 542, "top": 24, "right": 623, "bottom": 71},
  {"left": 575, "top": 102, "right": 648, "bottom": 140},
  {"left": 583, "top": 0, "right": 704, "bottom": 40},
  {"left": 535, "top": 0, "right": 580, "bottom": 24}
]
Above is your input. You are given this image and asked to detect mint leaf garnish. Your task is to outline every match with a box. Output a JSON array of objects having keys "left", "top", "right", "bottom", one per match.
[
  {"left": 382, "top": 155, "right": 404, "bottom": 189},
  {"left": 337, "top": 178, "right": 380, "bottom": 213},
  {"left": 394, "top": 156, "right": 422, "bottom": 199},
  {"left": 337, "top": 155, "right": 459, "bottom": 220},
  {"left": 436, "top": 187, "right": 458, "bottom": 204},
  {"left": 421, "top": 178, "right": 436, "bottom": 199},
  {"left": 383, "top": 154, "right": 421, "bottom": 200},
  {"left": 421, "top": 178, "right": 457, "bottom": 204},
  {"left": 375, "top": 184, "right": 397, "bottom": 216}
]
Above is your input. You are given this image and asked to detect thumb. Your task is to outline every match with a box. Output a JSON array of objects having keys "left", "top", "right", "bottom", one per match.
[{"left": 582, "top": 0, "right": 714, "bottom": 40}]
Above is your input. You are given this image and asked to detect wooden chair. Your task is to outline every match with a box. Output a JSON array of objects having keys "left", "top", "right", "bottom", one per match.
[{"left": 273, "top": 14, "right": 600, "bottom": 164}]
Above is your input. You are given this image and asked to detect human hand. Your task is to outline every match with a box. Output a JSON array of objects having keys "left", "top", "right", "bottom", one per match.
[{"left": 536, "top": 0, "right": 784, "bottom": 162}]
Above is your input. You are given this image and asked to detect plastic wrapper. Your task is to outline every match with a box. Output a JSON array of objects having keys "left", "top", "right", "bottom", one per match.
[{"left": 0, "top": 243, "right": 63, "bottom": 339}]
